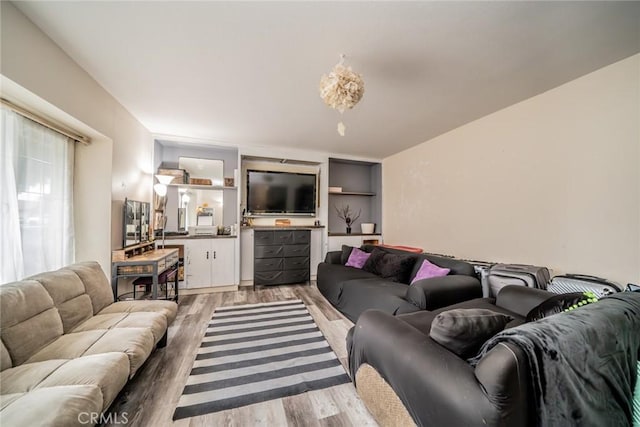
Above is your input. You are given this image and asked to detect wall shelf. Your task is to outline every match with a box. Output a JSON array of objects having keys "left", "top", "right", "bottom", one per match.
[
  {"left": 167, "top": 183, "right": 237, "bottom": 191},
  {"left": 328, "top": 158, "right": 382, "bottom": 235},
  {"left": 329, "top": 191, "right": 376, "bottom": 196}
]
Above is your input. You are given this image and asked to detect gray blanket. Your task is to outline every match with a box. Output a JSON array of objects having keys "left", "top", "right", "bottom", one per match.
[{"left": 470, "top": 292, "right": 640, "bottom": 427}]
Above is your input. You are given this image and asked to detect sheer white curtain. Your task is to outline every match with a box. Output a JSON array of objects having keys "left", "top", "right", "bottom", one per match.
[{"left": 0, "top": 107, "right": 75, "bottom": 283}]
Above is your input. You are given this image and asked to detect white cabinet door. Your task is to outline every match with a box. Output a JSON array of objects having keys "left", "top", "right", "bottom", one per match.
[
  {"left": 211, "top": 239, "right": 236, "bottom": 286},
  {"left": 185, "top": 239, "right": 212, "bottom": 288}
]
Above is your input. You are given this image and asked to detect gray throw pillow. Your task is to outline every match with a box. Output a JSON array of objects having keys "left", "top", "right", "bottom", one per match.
[{"left": 429, "top": 309, "right": 513, "bottom": 358}]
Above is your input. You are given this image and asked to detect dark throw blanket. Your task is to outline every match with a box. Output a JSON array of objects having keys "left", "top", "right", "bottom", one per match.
[{"left": 470, "top": 292, "right": 640, "bottom": 427}]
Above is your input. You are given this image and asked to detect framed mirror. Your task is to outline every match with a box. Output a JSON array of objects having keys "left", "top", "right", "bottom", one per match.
[
  {"left": 123, "top": 198, "right": 151, "bottom": 247},
  {"left": 178, "top": 157, "right": 224, "bottom": 186}
]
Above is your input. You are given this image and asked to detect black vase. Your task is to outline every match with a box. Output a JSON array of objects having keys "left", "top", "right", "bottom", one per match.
[{"left": 346, "top": 226, "right": 352, "bottom": 234}]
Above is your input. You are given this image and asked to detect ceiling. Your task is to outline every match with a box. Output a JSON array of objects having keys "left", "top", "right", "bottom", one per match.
[{"left": 15, "top": 1, "right": 640, "bottom": 159}]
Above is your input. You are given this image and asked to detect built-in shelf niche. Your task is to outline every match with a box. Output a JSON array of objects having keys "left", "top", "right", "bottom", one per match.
[
  {"left": 154, "top": 140, "right": 239, "bottom": 230},
  {"left": 328, "top": 158, "right": 382, "bottom": 235}
]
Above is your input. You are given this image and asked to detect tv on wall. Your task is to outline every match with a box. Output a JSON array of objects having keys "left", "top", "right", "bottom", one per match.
[{"left": 246, "top": 170, "right": 317, "bottom": 216}]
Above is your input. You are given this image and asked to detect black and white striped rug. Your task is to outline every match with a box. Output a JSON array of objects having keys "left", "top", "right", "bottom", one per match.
[{"left": 173, "top": 299, "right": 350, "bottom": 420}]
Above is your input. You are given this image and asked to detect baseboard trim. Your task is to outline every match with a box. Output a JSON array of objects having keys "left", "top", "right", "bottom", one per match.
[{"left": 181, "top": 285, "right": 238, "bottom": 295}]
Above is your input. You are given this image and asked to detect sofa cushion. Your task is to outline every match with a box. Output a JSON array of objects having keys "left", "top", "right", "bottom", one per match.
[
  {"left": 429, "top": 309, "right": 513, "bottom": 358},
  {"left": 0, "top": 385, "right": 103, "bottom": 427},
  {"left": 36, "top": 353, "right": 130, "bottom": 410},
  {"left": 316, "top": 263, "right": 379, "bottom": 305},
  {"left": 64, "top": 261, "right": 115, "bottom": 315},
  {"left": 0, "top": 393, "right": 22, "bottom": 411},
  {"left": 29, "top": 269, "right": 94, "bottom": 333},
  {"left": 99, "top": 300, "right": 178, "bottom": 325},
  {"left": 361, "top": 245, "right": 475, "bottom": 280},
  {"left": 345, "top": 247, "right": 371, "bottom": 269},
  {"left": 73, "top": 312, "right": 168, "bottom": 344},
  {"left": 0, "top": 281, "right": 65, "bottom": 367},
  {"left": 25, "top": 330, "right": 107, "bottom": 364},
  {"left": 0, "top": 359, "right": 67, "bottom": 394},
  {"left": 26, "top": 328, "right": 154, "bottom": 378},
  {"left": 336, "top": 278, "right": 420, "bottom": 322},
  {"left": 410, "top": 259, "right": 450, "bottom": 284},
  {"left": 0, "top": 353, "right": 127, "bottom": 410},
  {"left": 363, "top": 248, "right": 416, "bottom": 284},
  {"left": 83, "top": 328, "right": 155, "bottom": 377},
  {"left": 1, "top": 341, "right": 12, "bottom": 371}
]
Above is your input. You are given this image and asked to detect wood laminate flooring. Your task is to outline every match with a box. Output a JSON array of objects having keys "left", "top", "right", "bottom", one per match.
[{"left": 104, "top": 284, "right": 378, "bottom": 427}]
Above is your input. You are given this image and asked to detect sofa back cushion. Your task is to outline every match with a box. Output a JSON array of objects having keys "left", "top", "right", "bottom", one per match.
[
  {"left": 29, "top": 269, "right": 94, "bottom": 333},
  {"left": 360, "top": 245, "right": 476, "bottom": 281},
  {"left": 0, "top": 280, "right": 64, "bottom": 366},
  {"left": 65, "top": 262, "right": 114, "bottom": 314},
  {"left": 362, "top": 248, "right": 417, "bottom": 284},
  {"left": 1, "top": 340, "right": 12, "bottom": 371}
]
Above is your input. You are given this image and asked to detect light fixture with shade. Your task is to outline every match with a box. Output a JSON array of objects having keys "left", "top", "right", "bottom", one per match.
[
  {"left": 153, "top": 174, "right": 174, "bottom": 247},
  {"left": 319, "top": 54, "right": 365, "bottom": 136},
  {"left": 153, "top": 183, "right": 167, "bottom": 197}
]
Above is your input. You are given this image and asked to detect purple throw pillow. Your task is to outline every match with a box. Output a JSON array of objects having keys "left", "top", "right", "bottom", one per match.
[
  {"left": 411, "top": 259, "right": 450, "bottom": 284},
  {"left": 345, "top": 247, "right": 371, "bottom": 269}
]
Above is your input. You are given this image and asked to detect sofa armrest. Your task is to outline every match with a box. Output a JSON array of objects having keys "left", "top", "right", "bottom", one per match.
[
  {"left": 324, "top": 251, "right": 343, "bottom": 264},
  {"left": 405, "top": 275, "right": 482, "bottom": 310},
  {"left": 495, "top": 285, "right": 554, "bottom": 317},
  {"left": 348, "top": 310, "right": 501, "bottom": 426}
]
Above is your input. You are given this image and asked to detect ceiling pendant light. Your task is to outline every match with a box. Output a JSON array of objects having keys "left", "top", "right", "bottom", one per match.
[{"left": 319, "top": 54, "right": 365, "bottom": 136}]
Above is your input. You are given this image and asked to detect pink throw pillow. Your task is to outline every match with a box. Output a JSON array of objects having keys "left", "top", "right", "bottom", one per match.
[
  {"left": 345, "top": 247, "right": 371, "bottom": 269},
  {"left": 411, "top": 259, "right": 450, "bottom": 284}
]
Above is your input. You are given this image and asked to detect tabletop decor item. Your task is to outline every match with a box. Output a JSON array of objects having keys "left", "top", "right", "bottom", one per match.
[{"left": 335, "top": 204, "right": 361, "bottom": 234}]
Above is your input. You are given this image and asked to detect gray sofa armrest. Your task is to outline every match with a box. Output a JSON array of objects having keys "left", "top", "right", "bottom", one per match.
[
  {"left": 324, "top": 251, "right": 343, "bottom": 264},
  {"left": 405, "top": 275, "right": 482, "bottom": 310},
  {"left": 348, "top": 310, "right": 505, "bottom": 426},
  {"left": 495, "top": 285, "right": 554, "bottom": 317}
]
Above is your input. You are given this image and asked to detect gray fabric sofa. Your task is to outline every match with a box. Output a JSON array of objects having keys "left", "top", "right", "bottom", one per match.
[
  {"left": 0, "top": 261, "right": 177, "bottom": 427},
  {"left": 348, "top": 286, "right": 640, "bottom": 426},
  {"left": 317, "top": 244, "right": 482, "bottom": 322}
]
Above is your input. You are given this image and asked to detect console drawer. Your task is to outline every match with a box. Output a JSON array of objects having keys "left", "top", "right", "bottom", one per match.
[
  {"left": 254, "top": 231, "right": 274, "bottom": 246},
  {"left": 254, "top": 270, "right": 284, "bottom": 285},
  {"left": 254, "top": 258, "right": 284, "bottom": 272},
  {"left": 274, "top": 231, "right": 294, "bottom": 244},
  {"left": 284, "top": 257, "right": 310, "bottom": 270},
  {"left": 293, "top": 230, "right": 310, "bottom": 244},
  {"left": 254, "top": 245, "right": 284, "bottom": 259},
  {"left": 282, "top": 269, "right": 310, "bottom": 284},
  {"left": 284, "top": 244, "right": 310, "bottom": 257}
]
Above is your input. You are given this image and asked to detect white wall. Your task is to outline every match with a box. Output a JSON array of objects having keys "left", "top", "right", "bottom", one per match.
[
  {"left": 1, "top": 2, "right": 154, "bottom": 275},
  {"left": 383, "top": 54, "right": 640, "bottom": 285}
]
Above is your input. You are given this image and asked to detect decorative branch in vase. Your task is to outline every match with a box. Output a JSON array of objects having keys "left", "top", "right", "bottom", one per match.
[{"left": 335, "top": 204, "right": 361, "bottom": 234}]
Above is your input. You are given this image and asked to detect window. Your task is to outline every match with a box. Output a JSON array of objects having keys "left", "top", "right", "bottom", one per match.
[{"left": 1, "top": 106, "right": 75, "bottom": 283}]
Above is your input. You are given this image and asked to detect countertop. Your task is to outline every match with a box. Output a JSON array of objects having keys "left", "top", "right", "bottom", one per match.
[
  {"left": 161, "top": 234, "right": 237, "bottom": 240},
  {"left": 328, "top": 232, "right": 382, "bottom": 237},
  {"left": 240, "top": 225, "right": 325, "bottom": 230}
]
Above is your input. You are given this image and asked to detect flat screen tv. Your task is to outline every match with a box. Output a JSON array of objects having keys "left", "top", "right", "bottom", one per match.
[{"left": 246, "top": 170, "right": 316, "bottom": 216}]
